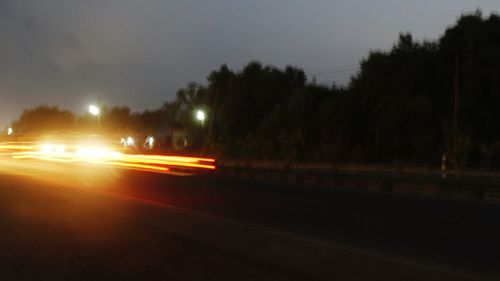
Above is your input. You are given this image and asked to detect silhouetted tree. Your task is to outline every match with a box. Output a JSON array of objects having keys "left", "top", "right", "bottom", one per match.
[
  {"left": 12, "top": 105, "right": 76, "bottom": 133},
  {"left": 13, "top": 11, "right": 500, "bottom": 167}
]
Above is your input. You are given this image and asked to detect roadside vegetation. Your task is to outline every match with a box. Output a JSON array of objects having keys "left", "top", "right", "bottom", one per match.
[{"left": 9, "top": 11, "right": 500, "bottom": 168}]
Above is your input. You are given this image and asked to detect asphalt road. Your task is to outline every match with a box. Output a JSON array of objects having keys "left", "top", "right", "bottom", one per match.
[{"left": 0, "top": 159, "right": 499, "bottom": 280}]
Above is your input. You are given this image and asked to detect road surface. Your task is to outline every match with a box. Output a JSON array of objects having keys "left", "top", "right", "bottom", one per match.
[{"left": 0, "top": 159, "right": 499, "bottom": 280}]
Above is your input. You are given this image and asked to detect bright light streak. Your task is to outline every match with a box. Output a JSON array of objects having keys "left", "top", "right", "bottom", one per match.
[
  {"left": 40, "top": 144, "right": 53, "bottom": 154},
  {"left": 140, "top": 154, "right": 216, "bottom": 163},
  {"left": 7, "top": 128, "right": 13, "bottom": 135},
  {"left": 105, "top": 161, "right": 169, "bottom": 172},
  {"left": 120, "top": 154, "right": 216, "bottom": 170},
  {"left": 0, "top": 143, "right": 37, "bottom": 151},
  {"left": 3, "top": 139, "right": 216, "bottom": 173},
  {"left": 55, "top": 145, "right": 65, "bottom": 153},
  {"left": 40, "top": 144, "right": 65, "bottom": 154},
  {"left": 75, "top": 147, "right": 120, "bottom": 159}
]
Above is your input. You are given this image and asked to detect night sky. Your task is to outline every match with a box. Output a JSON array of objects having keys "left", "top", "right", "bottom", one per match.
[{"left": 1, "top": 0, "right": 499, "bottom": 126}]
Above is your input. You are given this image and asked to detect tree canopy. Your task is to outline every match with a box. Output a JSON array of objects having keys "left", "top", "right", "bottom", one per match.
[
  {"left": 12, "top": 105, "right": 76, "bottom": 133},
  {"left": 9, "top": 12, "right": 500, "bottom": 167}
]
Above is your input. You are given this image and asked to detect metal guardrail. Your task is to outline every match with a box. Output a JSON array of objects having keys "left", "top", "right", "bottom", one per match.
[{"left": 216, "top": 165, "right": 500, "bottom": 202}]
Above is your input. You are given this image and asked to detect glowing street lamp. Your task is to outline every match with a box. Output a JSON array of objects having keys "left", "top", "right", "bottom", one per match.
[
  {"left": 7, "top": 127, "right": 13, "bottom": 135},
  {"left": 88, "top": 104, "right": 101, "bottom": 128},
  {"left": 89, "top": 105, "right": 100, "bottom": 116},
  {"left": 195, "top": 110, "right": 206, "bottom": 126}
]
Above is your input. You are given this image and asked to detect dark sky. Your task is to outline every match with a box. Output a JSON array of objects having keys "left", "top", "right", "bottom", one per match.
[{"left": 1, "top": 0, "right": 499, "bottom": 126}]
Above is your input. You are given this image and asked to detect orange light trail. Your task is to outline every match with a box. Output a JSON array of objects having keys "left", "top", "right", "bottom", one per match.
[
  {"left": 0, "top": 143, "right": 38, "bottom": 151},
  {"left": 131, "top": 154, "right": 216, "bottom": 163},
  {"left": 120, "top": 155, "right": 216, "bottom": 170},
  {"left": 2, "top": 141, "right": 215, "bottom": 173}
]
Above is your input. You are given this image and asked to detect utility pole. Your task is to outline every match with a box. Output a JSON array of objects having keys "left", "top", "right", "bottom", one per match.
[
  {"left": 207, "top": 85, "right": 219, "bottom": 152},
  {"left": 97, "top": 97, "right": 102, "bottom": 129},
  {"left": 453, "top": 54, "right": 459, "bottom": 176}
]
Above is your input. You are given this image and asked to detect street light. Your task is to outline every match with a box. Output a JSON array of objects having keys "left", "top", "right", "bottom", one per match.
[
  {"left": 7, "top": 127, "right": 13, "bottom": 135},
  {"left": 89, "top": 104, "right": 100, "bottom": 128},
  {"left": 195, "top": 110, "right": 206, "bottom": 125},
  {"left": 89, "top": 105, "right": 100, "bottom": 116}
]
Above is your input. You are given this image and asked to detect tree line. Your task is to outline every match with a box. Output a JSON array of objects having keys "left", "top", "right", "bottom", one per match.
[{"left": 9, "top": 11, "right": 500, "bottom": 167}]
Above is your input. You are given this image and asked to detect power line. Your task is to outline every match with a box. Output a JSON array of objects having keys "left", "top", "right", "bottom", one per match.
[
  {"left": 310, "top": 64, "right": 359, "bottom": 73},
  {"left": 311, "top": 67, "right": 359, "bottom": 76},
  {"left": 308, "top": 64, "right": 359, "bottom": 77}
]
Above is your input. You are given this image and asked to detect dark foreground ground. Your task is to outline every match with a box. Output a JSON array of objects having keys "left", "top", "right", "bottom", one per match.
[
  {"left": 0, "top": 168, "right": 307, "bottom": 281},
  {"left": 0, "top": 159, "right": 499, "bottom": 280}
]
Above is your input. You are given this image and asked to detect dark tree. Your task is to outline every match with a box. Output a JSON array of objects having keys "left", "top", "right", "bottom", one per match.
[{"left": 12, "top": 105, "right": 76, "bottom": 133}]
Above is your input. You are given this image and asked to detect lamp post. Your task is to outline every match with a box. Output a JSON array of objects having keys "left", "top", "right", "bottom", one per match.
[
  {"left": 89, "top": 104, "right": 100, "bottom": 128},
  {"left": 195, "top": 109, "right": 206, "bottom": 126},
  {"left": 195, "top": 109, "right": 207, "bottom": 152}
]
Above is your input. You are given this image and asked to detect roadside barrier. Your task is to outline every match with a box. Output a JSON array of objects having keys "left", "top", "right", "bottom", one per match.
[{"left": 215, "top": 165, "right": 500, "bottom": 203}]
